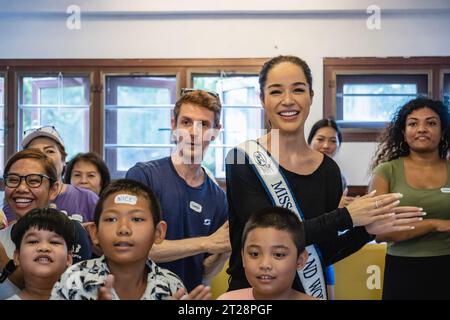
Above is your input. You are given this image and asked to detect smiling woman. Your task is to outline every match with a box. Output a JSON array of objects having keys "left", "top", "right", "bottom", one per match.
[
  {"left": 369, "top": 97, "right": 450, "bottom": 300},
  {"left": 225, "top": 55, "right": 424, "bottom": 299},
  {"left": 0, "top": 149, "right": 92, "bottom": 300}
]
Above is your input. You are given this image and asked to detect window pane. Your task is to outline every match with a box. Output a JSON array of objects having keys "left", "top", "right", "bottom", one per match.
[
  {"left": 336, "top": 74, "right": 428, "bottom": 126},
  {"left": 444, "top": 73, "right": 450, "bottom": 107},
  {"left": 343, "top": 84, "right": 417, "bottom": 121},
  {"left": 104, "top": 76, "right": 176, "bottom": 178},
  {"left": 193, "top": 75, "right": 263, "bottom": 177},
  {"left": 105, "top": 147, "right": 173, "bottom": 172},
  {"left": 0, "top": 76, "right": 4, "bottom": 176},
  {"left": 18, "top": 75, "right": 90, "bottom": 159}
]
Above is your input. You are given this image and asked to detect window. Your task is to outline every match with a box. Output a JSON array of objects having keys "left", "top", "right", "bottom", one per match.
[
  {"left": 18, "top": 74, "right": 91, "bottom": 159},
  {"left": 443, "top": 72, "right": 450, "bottom": 107},
  {"left": 192, "top": 74, "right": 263, "bottom": 178},
  {"left": 104, "top": 75, "right": 177, "bottom": 178},
  {"left": 0, "top": 59, "right": 266, "bottom": 181},
  {"left": 324, "top": 57, "right": 450, "bottom": 141},
  {"left": 336, "top": 74, "right": 428, "bottom": 128}
]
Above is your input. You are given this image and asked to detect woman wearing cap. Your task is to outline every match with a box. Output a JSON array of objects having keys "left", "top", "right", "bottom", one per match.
[{"left": 3, "top": 126, "right": 98, "bottom": 224}]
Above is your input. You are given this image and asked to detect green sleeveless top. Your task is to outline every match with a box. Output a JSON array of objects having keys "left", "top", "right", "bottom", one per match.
[{"left": 373, "top": 157, "right": 450, "bottom": 257}]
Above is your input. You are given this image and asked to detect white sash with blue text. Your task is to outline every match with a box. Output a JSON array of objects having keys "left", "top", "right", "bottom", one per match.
[{"left": 237, "top": 140, "right": 327, "bottom": 300}]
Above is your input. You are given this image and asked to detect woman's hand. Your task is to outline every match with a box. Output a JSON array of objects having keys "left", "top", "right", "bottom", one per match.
[
  {"left": 346, "top": 190, "right": 423, "bottom": 227},
  {"left": 365, "top": 206, "right": 426, "bottom": 235},
  {"left": 433, "top": 219, "right": 450, "bottom": 232}
]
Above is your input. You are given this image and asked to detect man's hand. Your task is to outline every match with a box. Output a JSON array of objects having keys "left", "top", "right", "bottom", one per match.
[{"left": 205, "top": 221, "right": 231, "bottom": 255}]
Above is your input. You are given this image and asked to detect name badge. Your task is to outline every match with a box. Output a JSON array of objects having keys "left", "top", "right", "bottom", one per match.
[
  {"left": 114, "top": 194, "right": 137, "bottom": 205},
  {"left": 441, "top": 188, "right": 450, "bottom": 193},
  {"left": 189, "top": 201, "right": 202, "bottom": 213},
  {"left": 70, "top": 214, "right": 83, "bottom": 223}
]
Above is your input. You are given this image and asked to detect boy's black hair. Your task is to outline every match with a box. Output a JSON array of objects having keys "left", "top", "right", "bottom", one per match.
[
  {"left": 11, "top": 207, "right": 77, "bottom": 251},
  {"left": 242, "top": 206, "right": 306, "bottom": 256},
  {"left": 94, "top": 179, "right": 162, "bottom": 227}
]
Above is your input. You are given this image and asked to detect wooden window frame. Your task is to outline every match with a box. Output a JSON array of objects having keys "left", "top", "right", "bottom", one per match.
[
  {"left": 324, "top": 57, "right": 450, "bottom": 142},
  {"left": 441, "top": 69, "right": 450, "bottom": 104},
  {"left": 0, "top": 58, "right": 267, "bottom": 182}
]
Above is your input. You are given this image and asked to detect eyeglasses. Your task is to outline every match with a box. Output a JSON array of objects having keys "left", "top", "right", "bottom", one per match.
[
  {"left": 3, "top": 173, "right": 52, "bottom": 188},
  {"left": 180, "top": 88, "right": 220, "bottom": 100}
]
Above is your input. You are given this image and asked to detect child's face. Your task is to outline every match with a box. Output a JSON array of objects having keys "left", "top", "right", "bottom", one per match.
[
  {"left": 242, "top": 227, "right": 307, "bottom": 299},
  {"left": 13, "top": 227, "right": 72, "bottom": 280},
  {"left": 92, "top": 192, "right": 166, "bottom": 266}
]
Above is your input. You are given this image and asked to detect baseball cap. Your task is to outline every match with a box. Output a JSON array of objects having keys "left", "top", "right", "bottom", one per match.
[{"left": 22, "top": 125, "right": 65, "bottom": 149}]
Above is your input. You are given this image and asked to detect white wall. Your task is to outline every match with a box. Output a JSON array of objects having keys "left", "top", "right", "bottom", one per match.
[{"left": 1, "top": 0, "right": 450, "bottom": 185}]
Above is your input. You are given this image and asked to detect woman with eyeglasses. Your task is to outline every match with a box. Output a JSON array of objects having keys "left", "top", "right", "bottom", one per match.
[
  {"left": 3, "top": 126, "right": 99, "bottom": 224},
  {"left": 0, "top": 149, "right": 91, "bottom": 300},
  {"left": 225, "top": 55, "right": 425, "bottom": 299}
]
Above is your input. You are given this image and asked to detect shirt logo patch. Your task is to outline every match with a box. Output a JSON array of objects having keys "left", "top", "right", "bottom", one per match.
[
  {"left": 189, "top": 201, "right": 202, "bottom": 213},
  {"left": 203, "top": 219, "right": 211, "bottom": 226}
]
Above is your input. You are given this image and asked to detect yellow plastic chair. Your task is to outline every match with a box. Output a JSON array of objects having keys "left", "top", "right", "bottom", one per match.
[
  {"left": 334, "top": 242, "right": 387, "bottom": 300},
  {"left": 210, "top": 260, "right": 230, "bottom": 299}
]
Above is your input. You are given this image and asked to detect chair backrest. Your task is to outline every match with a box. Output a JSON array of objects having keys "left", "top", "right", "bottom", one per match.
[
  {"left": 210, "top": 260, "right": 230, "bottom": 299},
  {"left": 334, "top": 242, "right": 387, "bottom": 300}
]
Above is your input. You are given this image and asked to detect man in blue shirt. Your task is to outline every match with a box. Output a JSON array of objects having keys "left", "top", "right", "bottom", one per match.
[{"left": 126, "top": 89, "right": 230, "bottom": 292}]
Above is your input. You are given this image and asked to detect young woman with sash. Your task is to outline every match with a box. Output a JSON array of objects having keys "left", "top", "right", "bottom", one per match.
[{"left": 225, "top": 55, "right": 424, "bottom": 299}]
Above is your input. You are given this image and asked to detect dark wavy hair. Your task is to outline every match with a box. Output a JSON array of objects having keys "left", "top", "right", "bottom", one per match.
[
  {"left": 307, "top": 118, "right": 342, "bottom": 145},
  {"left": 259, "top": 55, "right": 313, "bottom": 100},
  {"left": 370, "top": 97, "right": 450, "bottom": 171},
  {"left": 64, "top": 152, "right": 111, "bottom": 194}
]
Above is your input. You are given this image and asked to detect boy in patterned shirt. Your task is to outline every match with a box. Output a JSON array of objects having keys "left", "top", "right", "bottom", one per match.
[{"left": 51, "top": 179, "right": 211, "bottom": 300}]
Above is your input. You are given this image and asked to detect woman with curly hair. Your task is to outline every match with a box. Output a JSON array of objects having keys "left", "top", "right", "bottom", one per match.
[{"left": 369, "top": 97, "right": 450, "bottom": 300}]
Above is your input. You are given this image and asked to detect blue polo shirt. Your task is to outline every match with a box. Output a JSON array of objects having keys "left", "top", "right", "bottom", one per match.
[{"left": 126, "top": 157, "right": 228, "bottom": 292}]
